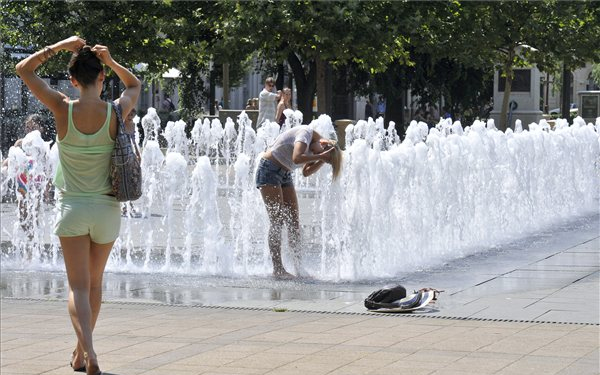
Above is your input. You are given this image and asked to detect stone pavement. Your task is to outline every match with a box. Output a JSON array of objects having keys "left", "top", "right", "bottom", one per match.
[
  {"left": 1, "top": 299, "right": 599, "bottom": 375},
  {"left": 1, "top": 213, "right": 599, "bottom": 374}
]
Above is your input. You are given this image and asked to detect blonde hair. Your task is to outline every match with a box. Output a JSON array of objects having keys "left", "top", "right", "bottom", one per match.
[{"left": 326, "top": 140, "right": 342, "bottom": 181}]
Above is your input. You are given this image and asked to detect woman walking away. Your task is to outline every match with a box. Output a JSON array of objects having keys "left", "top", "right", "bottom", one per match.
[
  {"left": 16, "top": 36, "right": 140, "bottom": 375},
  {"left": 256, "top": 125, "right": 342, "bottom": 278}
]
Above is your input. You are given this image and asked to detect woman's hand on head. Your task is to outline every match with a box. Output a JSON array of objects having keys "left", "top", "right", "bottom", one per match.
[
  {"left": 91, "top": 45, "right": 114, "bottom": 66},
  {"left": 59, "top": 36, "right": 86, "bottom": 52},
  {"left": 318, "top": 146, "right": 335, "bottom": 163}
]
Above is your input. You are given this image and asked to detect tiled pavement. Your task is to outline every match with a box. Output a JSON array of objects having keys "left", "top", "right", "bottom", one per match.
[
  {"left": 1, "top": 214, "right": 599, "bottom": 374},
  {"left": 1, "top": 299, "right": 598, "bottom": 375}
]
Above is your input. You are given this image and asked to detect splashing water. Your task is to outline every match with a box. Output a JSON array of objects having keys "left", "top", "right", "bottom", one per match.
[
  {"left": 141, "top": 107, "right": 161, "bottom": 147},
  {"left": 1, "top": 114, "right": 599, "bottom": 281}
]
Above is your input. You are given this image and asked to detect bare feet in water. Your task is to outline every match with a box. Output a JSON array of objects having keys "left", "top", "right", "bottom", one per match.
[{"left": 273, "top": 269, "right": 295, "bottom": 280}]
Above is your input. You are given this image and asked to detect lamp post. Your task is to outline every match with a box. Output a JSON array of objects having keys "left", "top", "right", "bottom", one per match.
[{"left": 223, "top": 63, "right": 230, "bottom": 109}]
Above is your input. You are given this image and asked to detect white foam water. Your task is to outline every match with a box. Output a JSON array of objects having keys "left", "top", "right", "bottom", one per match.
[{"left": 1, "top": 112, "right": 599, "bottom": 280}]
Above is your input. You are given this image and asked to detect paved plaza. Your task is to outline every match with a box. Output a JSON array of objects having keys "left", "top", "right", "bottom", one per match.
[{"left": 1, "top": 212, "right": 599, "bottom": 374}]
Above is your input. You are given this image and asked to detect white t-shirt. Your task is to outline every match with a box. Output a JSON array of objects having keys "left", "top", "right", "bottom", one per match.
[
  {"left": 257, "top": 89, "right": 279, "bottom": 127},
  {"left": 270, "top": 125, "right": 313, "bottom": 170}
]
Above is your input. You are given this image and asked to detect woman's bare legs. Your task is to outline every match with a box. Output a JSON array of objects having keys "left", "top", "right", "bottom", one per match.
[
  {"left": 61, "top": 236, "right": 114, "bottom": 373},
  {"left": 260, "top": 185, "right": 294, "bottom": 277},
  {"left": 281, "top": 185, "right": 301, "bottom": 272}
]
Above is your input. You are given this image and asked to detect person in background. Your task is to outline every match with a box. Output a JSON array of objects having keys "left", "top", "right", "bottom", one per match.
[
  {"left": 2, "top": 114, "right": 48, "bottom": 231},
  {"left": 256, "top": 77, "right": 281, "bottom": 128},
  {"left": 442, "top": 107, "right": 452, "bottom": 120},
  {"left": 162, "top": 95, "right": 176, "bottom": 112},
  {"left": 365, "top": 99, "right": 374, "bottom": 120},
  {"left": 275, "top": 87, "right": 292, "bottom": 126},
  {"left": 255, "top": 125, "right": 342, "bottom": 278},
  {"left": 16, "top": 36, "right": 140, "bottom": 375},
  {"left": 3, "top": 114, "right": 45, "bottom": 150},
  {"left": 376, "top": 96, "right": 386, "bottom": 118}
]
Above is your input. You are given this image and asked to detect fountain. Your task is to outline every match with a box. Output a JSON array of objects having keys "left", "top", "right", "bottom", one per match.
[{"left": 1, "top": 110, "right": 599, "bottom": 280}]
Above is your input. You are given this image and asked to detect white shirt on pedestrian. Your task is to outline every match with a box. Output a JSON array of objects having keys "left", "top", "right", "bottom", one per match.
[{"left": 257, "top": 89, "right": 279, "bottom": 128}]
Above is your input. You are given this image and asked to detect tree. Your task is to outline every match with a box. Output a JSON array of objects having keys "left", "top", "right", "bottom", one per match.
[
  {"left": 212, "top": 1, "right": 410, "bottom": 120},
  {"left": 343, "top": 2, "right": 495, "bottom": 133},
  {"left": 431, "top": 1, "right": 553, "bottom": 131},
  {"left": 1, "top": 1, "right": 190, "bottom": 74},
  {"left": 441, "top": 1, "right": 600, "bottom": 128},
  {"left": 1, "top": 1, "right": 219, "bottom": 118},
  {"left": 530, "top": 1, "right": 600, "bottom": 122},
  {"left": 592, "top": 64, "right": 600, "bottom": 87}
]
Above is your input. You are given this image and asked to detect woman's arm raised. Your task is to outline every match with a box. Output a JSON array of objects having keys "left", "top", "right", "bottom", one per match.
[
  {"left": 15, "top": 36, "right": 85, "bottom": 113},
  {"left": 275, "top": 101, "right": 284, "bottom": 123},
  {"left": 92, "top": 45, "right": 140, "bottom": 116},
  {"left": 302, "top": 160, "right": 325, "bottom": 177}
]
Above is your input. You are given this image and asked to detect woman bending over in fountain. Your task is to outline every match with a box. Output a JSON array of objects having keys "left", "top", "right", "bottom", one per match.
[
  {"left": 256, "top": 125, "right": 342, "bottom": 278},
  {"left": 16, "top": 36, "right": 140, "bottom": 375}
]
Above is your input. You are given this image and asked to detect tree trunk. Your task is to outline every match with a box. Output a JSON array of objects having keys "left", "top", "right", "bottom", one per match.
[
  {"left": 499, "top": 48, "right": 516, "bottom": 132},
  {"left": 316, "top": 57, "right": 332, "bottom": 116},
  {"left": 0, "top": 73, "right": 5, "bottom": 111},
  {"left": 222, "top": 63, "right": 230, "bottom": 109},
  {"left": 288, "top": 52, "right": 317, "bottom": 122},
  {"left": 499, "top": 73, "right": 513, "bottom": 131},
  {"left": 561, "top": 63, "right": 572, "bottom": 124},
  {"left": 276, "top": 63, "right": 285, "bottom": 90},
  {"left": 209, "top": 68, "right": 216, "bottom": 115},
  {"left": 385, "top": 91, "right": 406, "bottom": 140},
  {"left": 499, "top": 63, "right": 514, "bottom": 131}
]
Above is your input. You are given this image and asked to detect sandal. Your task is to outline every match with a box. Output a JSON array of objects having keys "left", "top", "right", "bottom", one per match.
[{"left": 415, "top": 287, "right": 445, "bottom": 301}]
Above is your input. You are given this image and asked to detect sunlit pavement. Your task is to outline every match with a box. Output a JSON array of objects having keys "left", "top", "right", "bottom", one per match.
[{"left": 2, "top": 211, "right": 599, "bottom": 374}]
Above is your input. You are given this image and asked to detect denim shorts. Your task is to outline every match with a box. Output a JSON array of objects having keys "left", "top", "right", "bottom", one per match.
[{"left": 255, "top": 158, "right": 293, "bottom": 189}]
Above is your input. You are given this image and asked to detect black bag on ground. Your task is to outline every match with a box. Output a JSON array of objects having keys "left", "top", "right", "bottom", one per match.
[{"left": 364, "top": 285, "right": 407, "bottom": 310}]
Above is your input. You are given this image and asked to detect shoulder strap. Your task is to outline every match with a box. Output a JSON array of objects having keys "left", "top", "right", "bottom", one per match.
[
  {"left": 66, "top": 101, "right": 75, "bottom": 134},
  {"left": 112, "top": 101, "right": 141, "bottom": 158}
]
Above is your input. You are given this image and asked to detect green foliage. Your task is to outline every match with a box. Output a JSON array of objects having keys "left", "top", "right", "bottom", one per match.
[
  {"left": 1, "top": 0, "right": 217, "bottom": 115},
  {"left": 210, "top": 0, "right": 412, "bottom": 115},
  {"left": 3, "top": 0, "right": 599, "bottom": 127},
  {"left": 178, "top": 59, "right": 208, "bottom": 122},
  {"left": 592, "top": 64, "right": 600, "bottom": 87},
  {"left": 530, "top": 1, "right": 600, "bottom": 71}
]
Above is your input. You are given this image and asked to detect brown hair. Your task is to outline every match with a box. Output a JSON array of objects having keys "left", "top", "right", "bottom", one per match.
[
  {"left": 68, "top": 46, "right": 102, "bottom": 87},
  {"left": 24, "top": 114, "right": 44, "bottom": 133}
]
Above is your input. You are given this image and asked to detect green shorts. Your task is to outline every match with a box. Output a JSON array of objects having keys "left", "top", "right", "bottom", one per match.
[{"left": 54, "top": 193, "right": 121, "bottom": 244}]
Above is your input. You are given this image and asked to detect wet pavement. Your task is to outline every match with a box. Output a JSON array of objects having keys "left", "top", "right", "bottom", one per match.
[{"left": 2, "top": 212, "right": 598, "bottom": 324}]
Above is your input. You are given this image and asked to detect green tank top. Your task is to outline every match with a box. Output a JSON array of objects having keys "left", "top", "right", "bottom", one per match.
[{"left": 54, "top": 101, "right": 115, "bottom": 196}]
